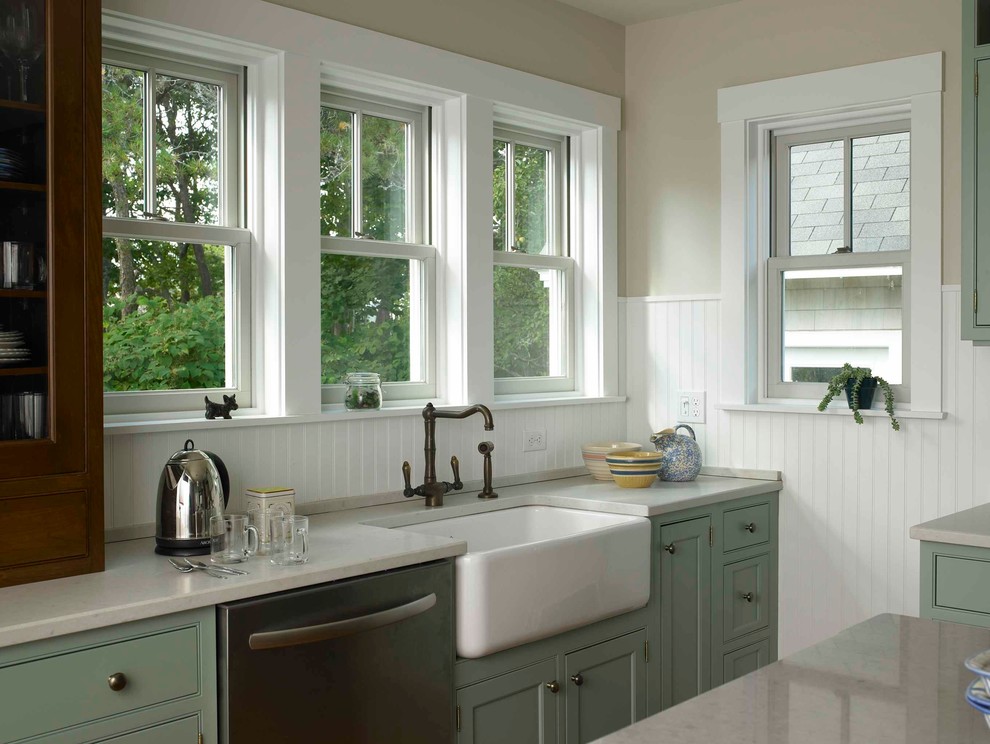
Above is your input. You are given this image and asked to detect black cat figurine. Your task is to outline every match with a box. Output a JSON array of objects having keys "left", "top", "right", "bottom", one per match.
[{"left": 205, "top": 394, "right": 239, "bottom": 420}]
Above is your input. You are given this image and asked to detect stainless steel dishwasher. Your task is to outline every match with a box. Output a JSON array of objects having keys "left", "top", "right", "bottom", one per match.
[{"left": 217, "top": 560, "right": 453, "bottom": 743}]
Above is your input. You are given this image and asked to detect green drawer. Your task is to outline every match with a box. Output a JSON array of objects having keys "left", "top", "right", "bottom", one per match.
[
  {"left": 98, "top": 715, "right": 199, "bottom": 743},
  {"left": 722, "top": 637, "right": 770, "bottom": 684},
  {"left": 722, "top": 503, "right": 770, "bottom": 553},
  {"left": 0, "top": 626, "right": 200, "bottom": 742},
  {"left": 722, "top": 554, "right": 770, "bottom": 642},
  {"left": 935, "top": 554, "right": 990, "bottom": 615}
]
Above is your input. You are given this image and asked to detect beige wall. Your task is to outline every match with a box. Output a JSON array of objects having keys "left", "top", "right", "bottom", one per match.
[
  {"left": 263, "top": 0, "right": 625, "bottom": 98},
  {"left": 624, "top": 0, "right": 961, "bottom": 297}
]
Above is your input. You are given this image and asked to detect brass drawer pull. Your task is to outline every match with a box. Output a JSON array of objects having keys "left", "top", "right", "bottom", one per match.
[
  {"left": 546, "top": 680, "right": 560, "bottom": 694},
  {"left": 663, "top": 543, "right": 676, "bottom": 554},
  {"left": 743, "top": 523, "right": 756, "bottom": 533},
  {"left": 571, "top": 673, "right": 584, "bottom": 687},
  {"left": 741, "top": 592, "right": 754, "bottom": 603},
  {"left": 107, "top": 672, "right": 128, "bottom": 692}
]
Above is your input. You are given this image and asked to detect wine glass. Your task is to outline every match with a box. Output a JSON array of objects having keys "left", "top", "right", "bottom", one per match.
[{"left": 0, "top": 3, "right": 42, "bottom": 103}]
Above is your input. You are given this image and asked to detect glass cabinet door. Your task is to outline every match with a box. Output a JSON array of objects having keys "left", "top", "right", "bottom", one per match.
[{"left": 0, "top": 0, "right": 92, "bottom": 476}]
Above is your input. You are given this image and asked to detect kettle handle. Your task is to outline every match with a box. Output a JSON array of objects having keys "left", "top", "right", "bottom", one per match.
[
  {"left": 203, "top": 450, "right": 231, "bottom": 507},
  {"left": 674, "top": 424, "right": 697, "bottom": 441}
]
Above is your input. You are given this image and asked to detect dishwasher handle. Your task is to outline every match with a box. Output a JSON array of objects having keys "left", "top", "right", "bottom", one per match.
[{"left": 247, "top": 593, "right": 437, "bottom": 650}]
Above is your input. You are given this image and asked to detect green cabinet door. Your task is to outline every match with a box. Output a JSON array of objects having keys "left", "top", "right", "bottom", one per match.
[
  {"left": 722, "top": 638, "right": 770, "bottom": 684},
  {"left": 976, "top": 56, "right": 990, "bottom": 329},
  {"left": 457, "top": 659, "right": 559, "bottom": 744},
  {"left": 659, "top": 516, "right": 712, "bottom": 709},
  {"left": 96, "top": 715, "right": 200, "bottom": 743},
  {"left": 563, "top": 630, "right": 647, "bottom": 744}
]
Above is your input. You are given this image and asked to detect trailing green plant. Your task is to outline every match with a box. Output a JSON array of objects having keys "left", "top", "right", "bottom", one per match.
[{"left": 817, "top": 363, "right": 900, "bottom": 431}]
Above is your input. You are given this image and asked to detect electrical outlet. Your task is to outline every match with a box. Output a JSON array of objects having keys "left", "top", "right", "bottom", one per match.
[
  {"left": 523, "top": 428, "right": 547, "bottom": 452},
  {"left": 677, "top": 391, "right": 706, "bottom": 423}
]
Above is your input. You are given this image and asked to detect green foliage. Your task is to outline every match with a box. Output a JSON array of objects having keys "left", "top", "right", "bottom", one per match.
[
  {"left": 494, "top": 266, "right": 550, "bottom": 378},
  {"left": 103, "top": 295, "right": 225, "bottom": 390},
  {"left": 818, "top": 363, "right": 900, "bottom": 431}
]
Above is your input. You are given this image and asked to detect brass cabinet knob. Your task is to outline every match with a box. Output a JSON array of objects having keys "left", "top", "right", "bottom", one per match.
[
  {"left": 571, "top": 673, "right": 584, "bottom": 687},
  {"left": 107, "top": 672, "right": 128, "bottom": 692},
  {"left": 663, "top": 543, "right": 675, "bottom": 554},
  {"left": 743, "top": 523, "right": 756, "bottom": 533},
  {"left": 741, "top": 592, "right": 754, "bottom": 603},
  {"left": 546, "top": 680, "right": 560, "bottom": 694}
]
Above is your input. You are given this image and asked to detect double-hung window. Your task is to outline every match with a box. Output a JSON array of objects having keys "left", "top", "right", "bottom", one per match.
[
  {"left": 319, "top": 92, "right": 433, "bottom": 405},
  {"left": 767, "top": 121, "right": 910, "bottom": 400},
  {"left": 101, "top": 46, "right": 249, "bottom": 415},
  {"left": 492, "top": 127, "right": 573, "bottom": 395}
]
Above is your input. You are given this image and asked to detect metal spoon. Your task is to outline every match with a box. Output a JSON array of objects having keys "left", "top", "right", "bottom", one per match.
[
  {"left": 183, "top": 558, "right": 248, "bottom": 576},
  {"left": 167, "top": 557, "right": 228, "bottom": 579}
]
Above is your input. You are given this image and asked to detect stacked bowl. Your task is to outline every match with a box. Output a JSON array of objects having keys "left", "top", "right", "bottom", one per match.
[
  {"left": 964, "top": 649, "right": 990, "bottom": 730},
  {"left": 581, "top": 442, "right": 641, "bottom": 480},
  {"left": 605, "top": 451, "right": 662, "bottom": 489}
]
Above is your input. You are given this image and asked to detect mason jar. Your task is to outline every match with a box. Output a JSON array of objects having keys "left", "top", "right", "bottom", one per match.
[{"left": 344, "top": 372, "right": 383, "bottom": 410}]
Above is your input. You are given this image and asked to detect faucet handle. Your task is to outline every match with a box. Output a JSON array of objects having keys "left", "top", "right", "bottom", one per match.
[
  {"left": 450, "top": 456, "right": 463, "bottom": 490},
  {"left": 402, "top": 461, "right": 415, "bottom": 498}
]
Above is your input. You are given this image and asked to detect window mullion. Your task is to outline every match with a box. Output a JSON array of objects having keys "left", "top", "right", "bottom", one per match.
[
  {"left": 352, "top": 111, "right": 362, "bottom": 237},
  {"left": 844, "top": 135, "right": 853, "bottom": 252},
  {"left": 145, "top": 68, "right": 157, "bottom": 218},
  {"left": 505, "top": 141, "right": 515, "bottom": 251}
]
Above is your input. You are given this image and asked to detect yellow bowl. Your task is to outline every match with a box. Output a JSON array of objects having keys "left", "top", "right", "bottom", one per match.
[
  {"left": 581, "top": 442, "right": 642, "bottom": 480},
  {"left": 610, "top": 472, "right": 658, "bottom": 489}
]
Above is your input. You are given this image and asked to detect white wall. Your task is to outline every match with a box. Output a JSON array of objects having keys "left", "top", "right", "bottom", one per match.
[
  {"left": 103, "top": 402, "right": 627, "bottom": 535},
  {"left": 626, "top": 287, "right": 990, "bottom": 656}
]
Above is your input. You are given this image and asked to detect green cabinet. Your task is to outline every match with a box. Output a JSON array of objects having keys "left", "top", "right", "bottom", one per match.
[
  {"left": 0, "top": 608, "right": 216, "bottom": 744},
  {"left": 919, "top": 540, "right": 990, "bottom": 627},
  {"left": 648, "top": 491, "right": 779, "bottom": 713},
  {"left": 657, "top": 516, "right": 711, "bottom": 708},
  {"left": 963, "top": 0, "right": 990, "bottom": 341},
  {"left": 563, "top": 631, "right": 647, "bottom": 744},
  {"left": 456, "top": 659, "right": 558, "bottom": 744}
]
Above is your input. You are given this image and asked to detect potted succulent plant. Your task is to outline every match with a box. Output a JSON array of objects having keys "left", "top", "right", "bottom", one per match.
[{"left": 818, "top": 363, "right": 900, "bottom": 431}]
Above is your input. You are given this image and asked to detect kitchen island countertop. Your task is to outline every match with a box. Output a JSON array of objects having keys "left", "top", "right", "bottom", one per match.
[
  {"left": 0, "top": 471, "right": 780, "bottom": 648},
  {"left": 595, "top": 613, "right": 990, "bottom": 744}
]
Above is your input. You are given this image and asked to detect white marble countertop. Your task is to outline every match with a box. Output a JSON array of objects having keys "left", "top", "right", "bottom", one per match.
[
  {"left": 0, "top": 473, "right": 780, "bottom": 649},
  {"left": 596, "top": 614, "right": 990, "bottom": 744},
  {"left": 911, "top": 503, "right": 990, "bottom": 548}
]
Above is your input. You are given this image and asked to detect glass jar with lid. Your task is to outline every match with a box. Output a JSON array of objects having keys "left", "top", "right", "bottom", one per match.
[{"left": 344, "top": 372, "right": 383, "bottom": 410}]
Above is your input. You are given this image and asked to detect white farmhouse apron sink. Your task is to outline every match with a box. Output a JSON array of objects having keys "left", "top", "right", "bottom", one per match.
[{"left": 394, "top": 506, "right": 651, "bottom": 658}]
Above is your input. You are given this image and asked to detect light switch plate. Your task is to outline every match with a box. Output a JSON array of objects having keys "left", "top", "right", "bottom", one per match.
[{"left": 677, "top": 391, "right": 706, "bottom": 423}]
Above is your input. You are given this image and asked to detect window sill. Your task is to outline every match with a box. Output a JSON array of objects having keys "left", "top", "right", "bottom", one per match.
[
  {"left": 716, "top": 402, "right": 946, "bottom": 420},
  {"left": 103, "top": 396, "right": 627, "bottom": 436}
]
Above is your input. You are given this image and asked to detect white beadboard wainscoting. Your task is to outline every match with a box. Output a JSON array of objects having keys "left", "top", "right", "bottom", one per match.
[
  {"left": 103, "top": 402, "right": 627, "bottom": 537},
  {"left": 624, "top": 287, "right": 990, "bottom": 657}
]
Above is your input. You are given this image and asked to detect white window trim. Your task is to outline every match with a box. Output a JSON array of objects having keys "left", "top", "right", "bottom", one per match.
[
  {"left": 717, "top": 52, "right": 944, "bottom": 414},
  {"left": 493, "top": 125, "right": 574, "bottom": 395},
  {"left": 319, "top": 91, "right": 436, "bottom": 404},
  {"left": 102, "top": 0, "right": 620, "bottom": 425},
  {"left": 100, "top": 44, "right": 253, "bottom": 415}
]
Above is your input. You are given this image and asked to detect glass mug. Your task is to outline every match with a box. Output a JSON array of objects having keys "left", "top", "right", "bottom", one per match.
[
  {"left": 270, "top": 515, "right": 309, "bottom": 565},
  {"left": 210, "top": 514, "right": 259, "bottom": 564}
]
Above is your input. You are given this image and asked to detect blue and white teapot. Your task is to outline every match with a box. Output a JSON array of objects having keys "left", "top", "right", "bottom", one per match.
[{"left": 650, "top": 425, "right": 702, "bottom": 482}]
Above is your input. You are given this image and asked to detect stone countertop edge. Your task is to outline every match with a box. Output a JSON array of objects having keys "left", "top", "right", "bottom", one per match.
[
  {"left": 910, "top": 501, "right": 990, "bottom": 549},
  {"left": 0, "top": 473, "right": 781, "bottom": 649}
]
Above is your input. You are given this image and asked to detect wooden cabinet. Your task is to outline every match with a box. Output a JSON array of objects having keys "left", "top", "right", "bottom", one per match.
[
  {"left": 963, "top": 0, "right": 990, "bottom": 342},
  {"left": 657, "top": 516, "right": 712, "bottom": 708},
  {"left": 649, "top": 491, "right": 779, "bottom": 712},
  {"left": 563, "top": 631, "right": 647, "bottom": 744},
  {"left": 0, "top": 0, "right": 103, "bottom": 587},
  {"left": 0, "top": 608, "right": 216, "bottom": 744},
  {"left": 919, "top": 540, "right": 990, "bottom": 627},
  {"left": 456, "top": 659, "right": 559, "bottom": 744}
]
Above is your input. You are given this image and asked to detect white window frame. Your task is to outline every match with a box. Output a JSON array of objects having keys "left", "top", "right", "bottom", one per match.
[
  {"left": 767, "top": 120, "right": 911, "bottom": 401},
  {"left": 717, "top": 53, "right": 943, "bottom": 414},
  {"left": 101, "top": 44, "right": 252, "bottom": 416},
  {"left": 493, "top": 126, "right": 574, "bottom": 395},
  {"left": 319, "top": 91, "right": 436, "bottom": 405}
]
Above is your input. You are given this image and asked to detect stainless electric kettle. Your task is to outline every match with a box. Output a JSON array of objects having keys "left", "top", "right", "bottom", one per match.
[{"left": 155, "top": 439, "right": 231, "bottom": 556}]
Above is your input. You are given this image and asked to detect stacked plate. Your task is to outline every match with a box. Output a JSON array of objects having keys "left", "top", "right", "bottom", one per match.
[
  {"left": 0, "top": 330, "right": 30, "bottom": 366},
  {"left": 963, "top": 649, "right": 990, "bottom": 730},
  {"left": 0, "top": 147, "right": 27, "bottom": 181}
]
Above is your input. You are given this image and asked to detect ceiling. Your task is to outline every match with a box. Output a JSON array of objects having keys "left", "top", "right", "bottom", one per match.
[{"left": 555, "top": 0, "right": 741, "bottom": 25}]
